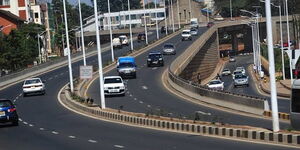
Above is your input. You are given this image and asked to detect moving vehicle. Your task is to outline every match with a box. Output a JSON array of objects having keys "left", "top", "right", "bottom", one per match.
[
  {"left": 138, "top": 33, "right": 146, "bottom": 42},
  {"left": 234, "top": 74, "right": 249, "bottom": 87},
  {"left": 207, "top": 22, "right": 214, "bottom": 28},
  {"left": 232, "top": 70, "right": 243, "bottom": 79},
  {"left": 119, "top": 35, "right": 129, "bottom": 46},
  {"left": 147, "top": 51, "right": 164, "bottom": 67},
  {"left": 236, "top": 66, "right": 246, "bottom": 74},
  {"left": 190, "top": 18, "right": 199, "bottom": 29},
  {"left": 23, "top": 78, "right": 46, "bottom": 96},
  {"left": 222, "top": 68, "right": 231, "bottom": 76},
  {"left": 112, "top": 37, "right": 122, "bottom": 48},
  {"left": 229, "top": 56, "right": 236, "bottom": 62},
  {"left": 0, "top": 99, "right": 19, "bottom": 126},
  {"left": 214, "top": 14, "right": 224, "bottom": 21},
  {"left": 291, "top": 79, "right": 300, "bottom": 130},
  {"left": 103, "top": 76, "right": 125, "bottom": 96},
  {"left": 190, "top": 28, "right": 198, "bottom": 36},
  {"left": 181, "top": 30, "right": 192, "bottom": 41},
  {"left": 206, "top": 80, "right": 224, "bottom": 90},
  {"left": 162, "top": 43, "right": 176, "bottom": 55},
  {"left": 161, "top": 26, "right": 166, "bottom": 33},
  {"left": 117, "top": 57, "right": 137, "bottom": 78}
]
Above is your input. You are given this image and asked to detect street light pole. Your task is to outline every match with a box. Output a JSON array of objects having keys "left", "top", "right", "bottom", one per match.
[
  {"left": 265, "top": 0, "right": 280, "bottom": 132},
  {"left": 142, "top": 0, "right": 148, "bottom": 44},
  {"left": 164, "top": 0, "right": 168, "bottom": 35},
  {"left": 188, "top": 0, "right": 192, "bottom": 19},
  {"left": 93, "top": 0, "right": 106, "bottom": 109},
  {"left": 176, "top": 0, "right": 181, "bottom": 29},
  {"left": 62, "top": 0, "right": 74, "bottom": 93},
  {"left": 78, "top": 0, "right": 86, "bottom": 66},
  {"left": 276, "top": 4, "right": 285, "bottom": 80},
  {"left": 37, "top": 34, "right": 42, "bottom": 64},
  {"left": 107, "top": 0, "right": 115, "bottom": 62},
  {"left": 155, "top": 0, "right": 159, "bottom": 39},
  {"left": 230, "top": 0, "right": 233, "bottom": 20},
  {"left": 127, "top": 0, "right": 133, "bottom": 51},
  {"left": 170, "top": 0, "right": 175, "bottom": 32},
  {"left": 285, "top": 0, "right": 293, "bottom": 84}
]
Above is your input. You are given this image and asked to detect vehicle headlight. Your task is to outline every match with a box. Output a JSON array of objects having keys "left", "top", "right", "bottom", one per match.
[
  {"left": 131, "top": 68, "right": 136, "bottom": 72},
  {"left": 159, "top": 58, "right": 163, "bottom": 60},
  {"left": 147, "top": 59, "right": 151, "bottom": 61},
  {"left": 120, "top": 86, "right": 125, "bottom": 89}
]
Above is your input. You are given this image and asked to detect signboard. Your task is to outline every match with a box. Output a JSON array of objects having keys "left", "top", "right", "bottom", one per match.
[{"left": 80, "top": 65, "right": 93, "bottom": 79}]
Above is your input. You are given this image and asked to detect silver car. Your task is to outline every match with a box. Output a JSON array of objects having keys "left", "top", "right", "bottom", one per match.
[
  {"left": 190, "top": 28, "right": 198, "bottom": 36},
  {"left": 234, "top": 74, "right": 249, "bottom": 87},
  {"left": 162, "top": 43, "right": 176, "bottom": 55},
  {"left": 222, "top": 68, "right": 231, "bottom": 76}
]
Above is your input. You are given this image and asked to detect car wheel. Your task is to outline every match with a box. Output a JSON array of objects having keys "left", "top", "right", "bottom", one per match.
[{"left": 23, "top": 93, "right": 27, "bottom": 97}]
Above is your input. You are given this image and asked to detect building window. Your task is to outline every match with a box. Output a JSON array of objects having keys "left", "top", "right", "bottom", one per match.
[
  {"left": 35, "top": 13, "right": 39, "bottom": 19},
  {"left": 0, "top": 0, "right": 10, "bottom": 6}
]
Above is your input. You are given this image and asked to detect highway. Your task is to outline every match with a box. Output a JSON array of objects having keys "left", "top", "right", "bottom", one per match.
[
  {"left": 221, "top": 55, "right": 290, "bottom": 113},
  {"left": 0, "top": 28, "right": 296, "bottom": 150}
]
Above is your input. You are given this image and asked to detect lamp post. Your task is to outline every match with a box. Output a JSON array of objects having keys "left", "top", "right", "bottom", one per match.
[
  {"left": 107, "top": 0, "right": 115, "bottom": 62},
  {"left": 265, "top": 0, "right": 280, "bottom": 132},
  {"left": 127, "top": 0, "right": 133, "bottom": 51},
  {"left": 164, "top": 0, "right": 168, "bottom": 35},
  {"left": 62, "top": 0, "right": 74, "bottom": 92},
  {"left": 155, "top": 0, "right": 159, "bottom": 39},
  {"left": 170, "top": 0, "right": 175, "bottom": 32},
  {"left": 176, "top": 0, "right": 181, "bottom": 29},
  {"left": 78, "top": 0, "right": 86, "bottom": 66},
  {"left": 142, "top": 0, "right": 148, "bottom": 44},
  {"left": 188, "top": 0, "right": 192, "bottom": 19},
  {"left": 285, "top": 0, "right": 293, "bottom": 84},
  {"left": 230, "top": 0, "right": 233, "bottom": 20},
  {"left": 93, "top": 0, "right": 106, "bottom": 108}
]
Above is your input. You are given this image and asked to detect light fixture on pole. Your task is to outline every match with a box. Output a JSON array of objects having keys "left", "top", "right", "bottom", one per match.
[
  {"left": 142, "top": 0, "right": 148, "bottom": 44},
  {"left": 62, "top": 0, "right": 74, "bottom": 93},
  {"left": 285, "top": 0, "right": 293, "bottom": 84},
  {"left": 154, "top": 0, "right": 159, "bottom": 39},
  {"left": 93, "top": 0, "right": 106, "bottom": 109},
  {"left": 107, "top": 0, "right": 115, "bottom": 62},
  {"left": 170, "top": 0, "right": 175, "bottom": 32},
  {"left": 78, "top": 0, "right": 86, "bottom": 66},
  {"left": 264, "top": 0, "right": 280, "bottom": 132},
  {"left": 164, "top": 0, "right": 168, "bottom": 35},
  {"left": 127, "top": 0, "right": 134, "bottom": 51}
]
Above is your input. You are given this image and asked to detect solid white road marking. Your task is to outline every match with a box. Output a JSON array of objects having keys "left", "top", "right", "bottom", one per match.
[
  {"left": 114, "top": 145, "right": 125, "bottom": 148},
  {"left": 142, "top": 86, "right": 148, "bottom": 90},
  {"left": 88, "top": 139, "right": 97, "bottom": 143}
]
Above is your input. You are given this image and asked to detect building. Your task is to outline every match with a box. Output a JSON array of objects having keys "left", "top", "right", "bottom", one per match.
[
  {"left": 0, "top": 10, "right": 24, "bottom": 34},
  {"left": 0, "top": 0, "right": 31, "bottom": 22}
]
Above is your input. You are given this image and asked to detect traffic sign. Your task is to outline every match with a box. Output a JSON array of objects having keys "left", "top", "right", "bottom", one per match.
[{"left": 80, "top": 65, "right": 93, "bottom": 79}]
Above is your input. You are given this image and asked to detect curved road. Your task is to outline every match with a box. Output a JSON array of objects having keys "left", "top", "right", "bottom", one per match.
[{"left": 0, "top": 28, "right": 295, "bottom": 149}]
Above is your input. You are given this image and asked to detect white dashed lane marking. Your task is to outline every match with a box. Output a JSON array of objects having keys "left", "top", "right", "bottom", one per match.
[
  {"left": 88, "top": 139, "right": 97, "bottom": 143},
  {"left": 139, "top": 101, "right": 143, "bottom": 104},
  {"left": 114, "top": 145, "right": 125, "bottom": 149},
  {"left": 18, "top": 118, "right": 22, "bottom": 121},
  {"left": 29, "top": 124, "right": 34, "bottom": 127},
  {"left": 147, "top": 105, "right": 151, "bottom": 107},
  {"left": 142, "top": 86, "right": 148, "bottom": 90},
  {"left": 23, "top": 122, "right": 28, "bottom": 125},
  {"left": 133, "top": 98, "right": 137, "bottom": 101},
  {"left": 39, "top": 128, "right": 45, "bottom": 131},
  {"left": 18, "top": 93, "right": 22, "bottom": 96},
  {"left": 48, "top": 77, "right": 53, "bottom": 80},
  {"left": 152, "top": 67, "right": 157, "bottom": 70},
  {"left": 52, "top": 131, "right": 59, "bottom": 135},
  {"left": 68, "top": 136, "right": 76, "bottom": 139}
]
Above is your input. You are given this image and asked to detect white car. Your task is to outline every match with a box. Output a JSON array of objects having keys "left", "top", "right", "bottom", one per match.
[
  {"left": 232, "top": 70, "right": 243, "bottom": 79},
  {"left": 112, "top": 38, "right": 122, "bottom": 48},
  {"left": 181, "top": 29, "right": 192, "bottom": 41},
  {"left": 236, "top": 67, "right": 246, "bottom": 74},
  {"left": 222, "top": 68, "right": 231, "bottom": 76},
  {"left": 103, "top": 76, "right": 125, "bottom": 96},
  {"left": 119, "top": 35, "right": 129, "bottom": 46},
  {"left": 22, "top": 78, "right": 46, "bottom": 96},
  {"left": 206, "top": 80, "right": 224, "bottom": 90}
]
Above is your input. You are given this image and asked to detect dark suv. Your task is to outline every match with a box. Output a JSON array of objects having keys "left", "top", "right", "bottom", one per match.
[
  {"left": 147, "top": 52, "right": 164, "bottom": 67},
  {"left": 0, "top": 99, "right": 18, "bottom": 126},
  {"left": 137, "top": 33, "right": 146, "bottom": 42}
]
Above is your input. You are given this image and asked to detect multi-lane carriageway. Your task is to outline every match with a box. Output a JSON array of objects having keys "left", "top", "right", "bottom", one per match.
[{"left": 0, "top": 28, "right": 296, "bottom": 150}]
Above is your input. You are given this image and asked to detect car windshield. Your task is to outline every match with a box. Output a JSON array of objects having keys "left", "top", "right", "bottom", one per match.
[
  {"left": 164, "top": 44, "right": 174, "bottom": 49},
  {"left": 191, "top": 29, "right": 197, "bottom": 32},
  {"left": 191, "top": 21, "right": 197, "bottom": 24},
  {"left": 235, "top": 75, "right": 247, "bottom": 79},
  {"left": 182, "top": 31, "right": 190, "bottom": 34},
  {"left": 236, "top": 67, "right": 244, "bottom": 70},
  {"left": 104, "top": 78, "right": 122, "bottom": 84},
  {"left": 25, "top": 79, "right": 41, "bottom": 85},
  {"left": 234, "top": 71, "right": 242, "bottom": 75},
  {"left": 0, "top": 100, "right": 12, "bottom": 107},
  {"left": 209, "top": 80, "right": 221, "bottom": 85},
  {"left": 223, "top": 69, "right": 229, "bottom": 72},
  {"left": 119, "top": 37, "right": 126, "bottom": 40},
  {"left": 138, "top": 34, "right": 145, "bottom": 36},
  {"left": 119, "top": 62, "right": 135, "bottom": 68},
  {"left": 149, "top": 54, "right": 162, "bottom": 59}
]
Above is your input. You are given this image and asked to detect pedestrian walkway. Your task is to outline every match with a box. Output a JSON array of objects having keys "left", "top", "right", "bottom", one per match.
[{"left": 249, "top": 64, "right": 291, "bottom": 98}]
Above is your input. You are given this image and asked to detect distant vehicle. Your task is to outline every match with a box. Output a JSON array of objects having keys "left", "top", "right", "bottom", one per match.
[
  {"left": 232, "top": 70, "right": 243, "bottom": 79},
  {"left": 119, "top": 35, "right": 129, "bottom": 46},
  {"left": 234, "top": 74, "right": 249, "bottom": 87},
  {"left": 162, "top": 43, "right": 176, "bottom": 55},
  {"left": 190, "top": 28, "right": 198, "bottom": 36},
  {"left": 222, "top": 68, "right": 231, "bottom": 76},
  {"left": 112, "top": 37, "right": 122, "bottom": 48},
  {"left": 229, "top": 56, "right": 236, "bottom": 62},
  {"left": 138, "top": 33, "right": 146, "bottom": 42},
  {"left": 236, "top": 66, "right": 246, "bottom": 74},
  {"left": 161, "top": 26, "right": 166, "bottom": 33},
  {"left": 103, "top": 76, "right": 125, "bottom": 96},
  {"left": 190, "top": 18, "right": 199, "bottom": 29},
  {"left": 291, "top": 79, "right": 300, "bottom": 130},
  {"left": 214, "top": 15, "right": 224, "bottom": 21},
  {"left": 0, "top": 99, "right": 18, "bottom": 126},
  {"left": 117, "top": 57, "right": 137, "bottom": 78},
  {"left": 207, "top": 22, "right": 214, "bottom": 28},
  {"left": 207, "top": 80, "right": 224, "bottom": 90},
  {"left": 147, "top": 51, "right": 164, "bottom": 67},
  {"left": 23, "top": 78, "right": 46, "bottom": 97},
  {"left": 181, "top": 29, "right": 192, "bottom": 41}
]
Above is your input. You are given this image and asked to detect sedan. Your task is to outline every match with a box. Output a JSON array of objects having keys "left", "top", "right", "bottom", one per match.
[
  {"left": 207, "top": 80, "right": 224, "bottom": 90},
  {"left": 234, "top": 74, "right": 249, "bottom": 87},
  {"left": 0, "top": 99, "right": 18, "bottom": 126},
  {"left": 190, "top": 28, "right": 198, "bottom": 36},
  {"left": 222, "top": 68, "right": 231, "bottom": 76},
  {"left": 232, "top": 70, "right": 243, "bottom": 79},
  {"left": 23, "top": 78, "right": 46, "bottom": 97},
  {"left": 162, "top": 43, "right": 176, "bottom": 55}
]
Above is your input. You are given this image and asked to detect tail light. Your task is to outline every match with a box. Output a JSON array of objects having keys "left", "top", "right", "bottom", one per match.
[
  {"left": 8, "top": 108, "right": 16, "bottom": 112},
  {"left": 23, "top": 86, "right": 31, "bottom": 89}
]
